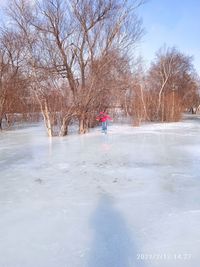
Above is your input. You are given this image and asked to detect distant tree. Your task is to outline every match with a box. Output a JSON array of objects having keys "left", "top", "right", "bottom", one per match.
[
  {"left": 0, "top": 30, "right": 28, "bottom": 129},
  {"left": 124, "top": 58, "right": 149, "bottom": 126},
  {"left": 146, "top": 46, "right": 199, "bottom": 121}
]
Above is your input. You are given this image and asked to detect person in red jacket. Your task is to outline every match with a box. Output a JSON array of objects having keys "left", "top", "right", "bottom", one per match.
[{"left": 96, "top": 111, "right": 112, "bottom": 134}]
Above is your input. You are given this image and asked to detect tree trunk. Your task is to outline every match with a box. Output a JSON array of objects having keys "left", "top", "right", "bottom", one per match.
[
  {"left": 35, "top": 93, "right": 53, "bottom": 137},
  {"left": 161, "top": 93, "right": 165, "bottom": 122},
  {"left": 157, "top": 76, "right": 169, "bottom": 120},
  {"left": 42, "top": 101, "right": 53, "bottom": 137},
  {"left": 44, "top": 115, "right": 53, "bottom": 137},
  {"left": 140, "top": 84, "right": 149, "bottom": 120},
  {"left": 79, "top": 115, "right": 88, "bottom": 134},
  {"left": 171, "top": 90, "right": 175, "bottom": 120},
  {"left": 59, "top": 118, "right": 70, "bottom": 136},
  {"left": 0, "top": 97, "right": 5, "bottom": 130},
  {"left": 0, "top": 117, "right": 2, "bottom": 130}
]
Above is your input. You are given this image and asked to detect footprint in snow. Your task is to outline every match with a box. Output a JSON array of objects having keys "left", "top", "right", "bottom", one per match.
[{"left": 34, "top": 178, "right": 43, "bottom": 184}]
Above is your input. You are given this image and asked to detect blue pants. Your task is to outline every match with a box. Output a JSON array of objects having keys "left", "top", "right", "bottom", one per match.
[{"left": 102, "top": 121, "right": 107, "bottom": 133}]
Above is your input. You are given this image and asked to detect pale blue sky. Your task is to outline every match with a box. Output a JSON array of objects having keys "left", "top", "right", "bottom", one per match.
[{"left": 137, "top": 0, "right": 200, "bottom": 73}]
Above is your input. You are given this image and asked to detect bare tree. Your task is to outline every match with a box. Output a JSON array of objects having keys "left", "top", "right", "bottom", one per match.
[
  {"left": 147, "top": 46, "right": 199, "bottom": 122},
  {"left": 0, "top": 30, "right": 28, "bottom": 129},
  {"left": 6, "top": 0, "right": 144, "bottom": 136}
]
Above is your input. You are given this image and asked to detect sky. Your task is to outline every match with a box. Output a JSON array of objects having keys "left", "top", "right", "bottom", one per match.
[{"left": 136, "top": 0, "right": 200, "bottom": 73}]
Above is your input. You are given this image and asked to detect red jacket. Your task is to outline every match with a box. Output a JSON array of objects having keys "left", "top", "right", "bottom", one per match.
[{"left": 96, "top": 113, "right": 112, "bottom": 122}]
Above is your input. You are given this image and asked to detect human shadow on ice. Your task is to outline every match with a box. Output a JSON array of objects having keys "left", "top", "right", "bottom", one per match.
[{"left": 87, "top": 194, "right": 145, "bottom": 267}]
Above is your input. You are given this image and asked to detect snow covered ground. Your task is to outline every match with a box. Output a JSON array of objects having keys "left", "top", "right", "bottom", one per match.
[{"left": 0, "top": 117, "right": 200, "bottom": 267}]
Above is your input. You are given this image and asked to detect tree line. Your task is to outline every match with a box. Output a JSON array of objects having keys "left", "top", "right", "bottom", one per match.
[{"left": 0, "top": 0, "right": 199, "bottom": 136}]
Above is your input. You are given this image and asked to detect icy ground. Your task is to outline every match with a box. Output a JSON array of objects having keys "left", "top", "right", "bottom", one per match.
[{"left": 0, "top": 117, "right": 200, "bottom": 267}]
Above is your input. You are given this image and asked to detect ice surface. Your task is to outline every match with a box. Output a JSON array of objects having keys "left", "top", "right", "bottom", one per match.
[{"left": 0, "top": 117, "right": 200, "bottom": 267}]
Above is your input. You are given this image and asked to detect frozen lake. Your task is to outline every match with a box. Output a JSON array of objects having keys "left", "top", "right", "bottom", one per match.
[{"left": 0, "top": 117, "right": 200, "bottom": 267}]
